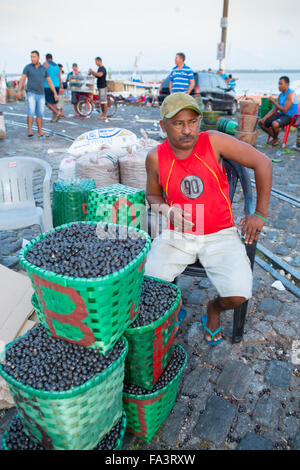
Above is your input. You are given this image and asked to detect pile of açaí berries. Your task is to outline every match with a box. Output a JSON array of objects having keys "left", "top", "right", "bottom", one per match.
[{"left": 25, "top": 223, "right": 146, "bottom": 278}]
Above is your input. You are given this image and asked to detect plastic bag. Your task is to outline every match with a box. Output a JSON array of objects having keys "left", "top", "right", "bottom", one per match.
[
  {"left": 68, "top": 128, "right": 137, "bottom": 157},
  {"left": 58, "top": 156, "right": 77, "bottom": 180}
]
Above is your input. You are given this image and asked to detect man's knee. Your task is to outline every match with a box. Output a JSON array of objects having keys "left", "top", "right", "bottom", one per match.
[
  {"left": 271, "top": 120, "right": 279, "bottom": 130},
  {"left": 217, "top": 295, "right": 246, "bottom": 310}
]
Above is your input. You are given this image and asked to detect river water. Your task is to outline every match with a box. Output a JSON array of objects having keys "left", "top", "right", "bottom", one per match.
[
  {"left": 5, "top": 71, "right": 300, "bottom": 96},
  {"left": 111, "top": 71, "right": 300, "bottom": 96}
]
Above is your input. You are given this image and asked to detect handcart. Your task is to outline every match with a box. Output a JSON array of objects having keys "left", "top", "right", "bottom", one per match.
[{"left": 70, "top": 75, "right": 117, "bottom": 118}]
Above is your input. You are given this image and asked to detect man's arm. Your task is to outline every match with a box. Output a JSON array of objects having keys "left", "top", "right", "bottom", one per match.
[
  {"left": 16, "top": 74, "right": 27, "bottom": 99},
  {"left": 209, "top": 131, "right": 272, "bottom": 244},
  {"left": 58, "top": 69, "right": 62, "bottom": 92},
  {"left": 45, "top": 76, "right": 58, "bottom": 100},
  {"left": 269, "top": 92, "right": 295, "bottom": 115},
  {"left": 186, "top": 78, "right": 195, "bottom": 95},
  {"left": 146, "top": 147, "right": 194, "bottom": 231},
  {"left": 169, "top": 72, "right": 173, "bottom": 94},
  {"left": 89, "top": 69, "right": 103, "bottom": 78}
]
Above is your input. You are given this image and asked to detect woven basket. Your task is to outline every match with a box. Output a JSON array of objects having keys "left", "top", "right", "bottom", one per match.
[
  {"left": 87, "top": 183, "right": 146, "bottom": 231},
  {"left": 123, "top": 345, "right": 187, "bottom": 443},
  {"left": 19, "top": 221, "right": 151, "bottom": 353},
  {"left": 52, "top": 179, "right": 96, "bottom": 227},
  {"left": 2, "top": 410, "right": 127, "bottom": 450},
  {"left": 0, "top": 334, "right": 128, "bottom": 450},
  {"left": 237, "top": 113, "right": 258, "bottom": 132},
  {"left": 114, "top": 410, "right": 127, "bottom": 450},
  {"left": 124, "top": 276, "right": 182, "bottom": 390},
  {"left": 31, "top": 293, "right": 44, "bottom": 324}
]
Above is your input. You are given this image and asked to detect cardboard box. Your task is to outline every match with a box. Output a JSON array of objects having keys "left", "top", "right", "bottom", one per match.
[
  {"left": 0, "top": 264, "right": 35, "bottom": 345},
  {"left": 0, "top": 265, "right": 37, "bottom": 409}
]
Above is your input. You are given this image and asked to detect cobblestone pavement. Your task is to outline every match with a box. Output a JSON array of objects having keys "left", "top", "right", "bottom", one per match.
[{"left": 0, "top": 101, "right": 299, "bottom": 451}]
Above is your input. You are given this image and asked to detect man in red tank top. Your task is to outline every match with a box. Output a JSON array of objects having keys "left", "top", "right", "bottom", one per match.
[{"left": 145, "top": 93, "right": 272, "bottom": 345}]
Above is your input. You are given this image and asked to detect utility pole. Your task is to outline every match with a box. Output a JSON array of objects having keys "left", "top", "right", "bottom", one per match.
[{"left": 218, "top": 0, "right": 229, "bottom": 70}]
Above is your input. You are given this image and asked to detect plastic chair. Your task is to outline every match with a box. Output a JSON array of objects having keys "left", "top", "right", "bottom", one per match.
[
  {"left": 266, "top": 105, "right": 300, "bottom": 148},
  {"left": 0, "top": 157, "right": 53, "bottom": 233},
  {"left": 147, "top": 158, "right": 256, "bottom": 343}
]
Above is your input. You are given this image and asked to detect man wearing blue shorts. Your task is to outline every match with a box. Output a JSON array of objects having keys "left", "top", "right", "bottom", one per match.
[
  {"left": 169, "top": 53, "right": 195, "bottom": 95},
  {"left": 17, "top": 51, "right": 58, "bottom": 138}
]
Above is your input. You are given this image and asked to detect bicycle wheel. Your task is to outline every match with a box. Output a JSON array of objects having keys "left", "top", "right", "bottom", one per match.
[
  {"left": 76, "top": 99, "right": 93, "bottom": 117},
  {"left": 106, "top": 94, "right": 117, "bottom": 118}
]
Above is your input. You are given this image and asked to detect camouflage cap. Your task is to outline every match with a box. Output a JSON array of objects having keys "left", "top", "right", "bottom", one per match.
[{"left": 160, "top": 92, "right": 202, "bottom": 119}]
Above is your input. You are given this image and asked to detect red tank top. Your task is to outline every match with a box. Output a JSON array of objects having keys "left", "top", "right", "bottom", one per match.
[{"left": 158, "top": 132, "right": 234, "bottom": 235}]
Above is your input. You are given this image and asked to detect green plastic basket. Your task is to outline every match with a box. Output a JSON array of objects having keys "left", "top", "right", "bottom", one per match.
[
  {"left": 114, "top": 410, "right": 127, "bottom": 450},
  {"left": 31, "top": 293, "right": 44, "bottom": 324},
  {"left": 19, "top": 221, "right": 151, "bottom": 353},
  {"left": 52, "top": 178, "right": 96, "bottom": 228},
  {"left": 200, "top": 123, "right": 217, "bottom": 131},
  {"left": 0, "top": 333, "right": 128, "bottom": 450},
  {"left": 2, "top": 410, "right": 127, "bottom": 451},
  {"left": 124, "top": 276, "right": 182, "bottom": 390},
  {"left": 86, "top": 183, "right": 146, "bottom": 230},
  {"left": 202, "top": 111, "right": 221, "bottom": 125},
  {"left": 123, "top": 345, "right": 187, "bottom": 443}
]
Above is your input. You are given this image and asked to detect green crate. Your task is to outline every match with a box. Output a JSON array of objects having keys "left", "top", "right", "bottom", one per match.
[
  {"left": 87, "top": 183, "right": 146, "bottom": 230},
  {"left": 52, "top": 179, "right": 96, "bottom": 228},
  {"left": 123, "top": 345, "right": 187, "bottom": 443},
  {"left": 19, "top": 221, "right": 151, "bottom": 353},
  {"left": 0, "top": 334, "right": 128, "bottom": 450},
  {"left": 124, "top": 276, "right": 182, "bottom": 390},
  {"left": 2, "top": 410, "right": 127, "bottom": 451},
  {"left": 260, "top": 97, "right": 274, "bottom": 119}
]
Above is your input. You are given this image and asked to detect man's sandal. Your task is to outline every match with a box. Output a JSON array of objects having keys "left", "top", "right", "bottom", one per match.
[{"left": 201, "top": 314, "right": 223, "bottom": 346}]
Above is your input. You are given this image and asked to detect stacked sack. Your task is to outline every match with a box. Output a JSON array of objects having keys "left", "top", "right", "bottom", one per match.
[
  {"left": 119, "top": 130, "right": 159, "bottom": 190},
  {"left": 235, "top": 100, "right": 259, "bottom": 146},
  {"left": 57, "top": 128, "right": 159, "bottom": 193},
  {"left": 1, "top": 184, "right": 187, "bottom": 449},
  {"left": 0, "top": 218, "right": 151, "bottom": 450}
]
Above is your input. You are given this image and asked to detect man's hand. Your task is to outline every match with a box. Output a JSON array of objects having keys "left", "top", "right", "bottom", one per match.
[
  {"left": 259, "top": 116, "right": 267, "bottom": 125},
  {"left": 268, "top": 96, "right": 276, "bottom": 105},
  {"left": 168, "top": 206, "right": 194, "bottom": 232},
  {"left": 238, "top": 214, "right": 265, "bottom": 244},
  {"left": 16, "top": 91, "right": 22, "bottom": 101},
  {"left": 53, "top": 91, "right": 58, "bottom": 102}
]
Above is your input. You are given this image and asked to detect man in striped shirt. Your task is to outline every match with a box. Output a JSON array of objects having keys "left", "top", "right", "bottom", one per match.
[{"left": 169, "top": 53, "right": 195, "bottom": 94}]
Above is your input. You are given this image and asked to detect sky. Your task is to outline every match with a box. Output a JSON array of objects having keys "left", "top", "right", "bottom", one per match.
[{"left": 1, "top": 0, "right": 300, "bottom": 73}]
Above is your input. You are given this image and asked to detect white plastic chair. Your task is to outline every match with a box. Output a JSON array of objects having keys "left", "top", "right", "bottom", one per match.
[{"left": 0, "top": 157, "right": 53, "bottom": 233}]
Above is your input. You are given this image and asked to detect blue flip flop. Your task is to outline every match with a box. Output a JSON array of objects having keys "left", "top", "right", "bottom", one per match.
[{"left": 201, "top": 314, "right": 222, "bottom": 346}]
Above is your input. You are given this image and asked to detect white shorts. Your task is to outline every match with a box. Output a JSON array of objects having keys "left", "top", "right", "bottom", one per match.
[{"left": 145, "top": 226, "right": 252, "bottom": 300}]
